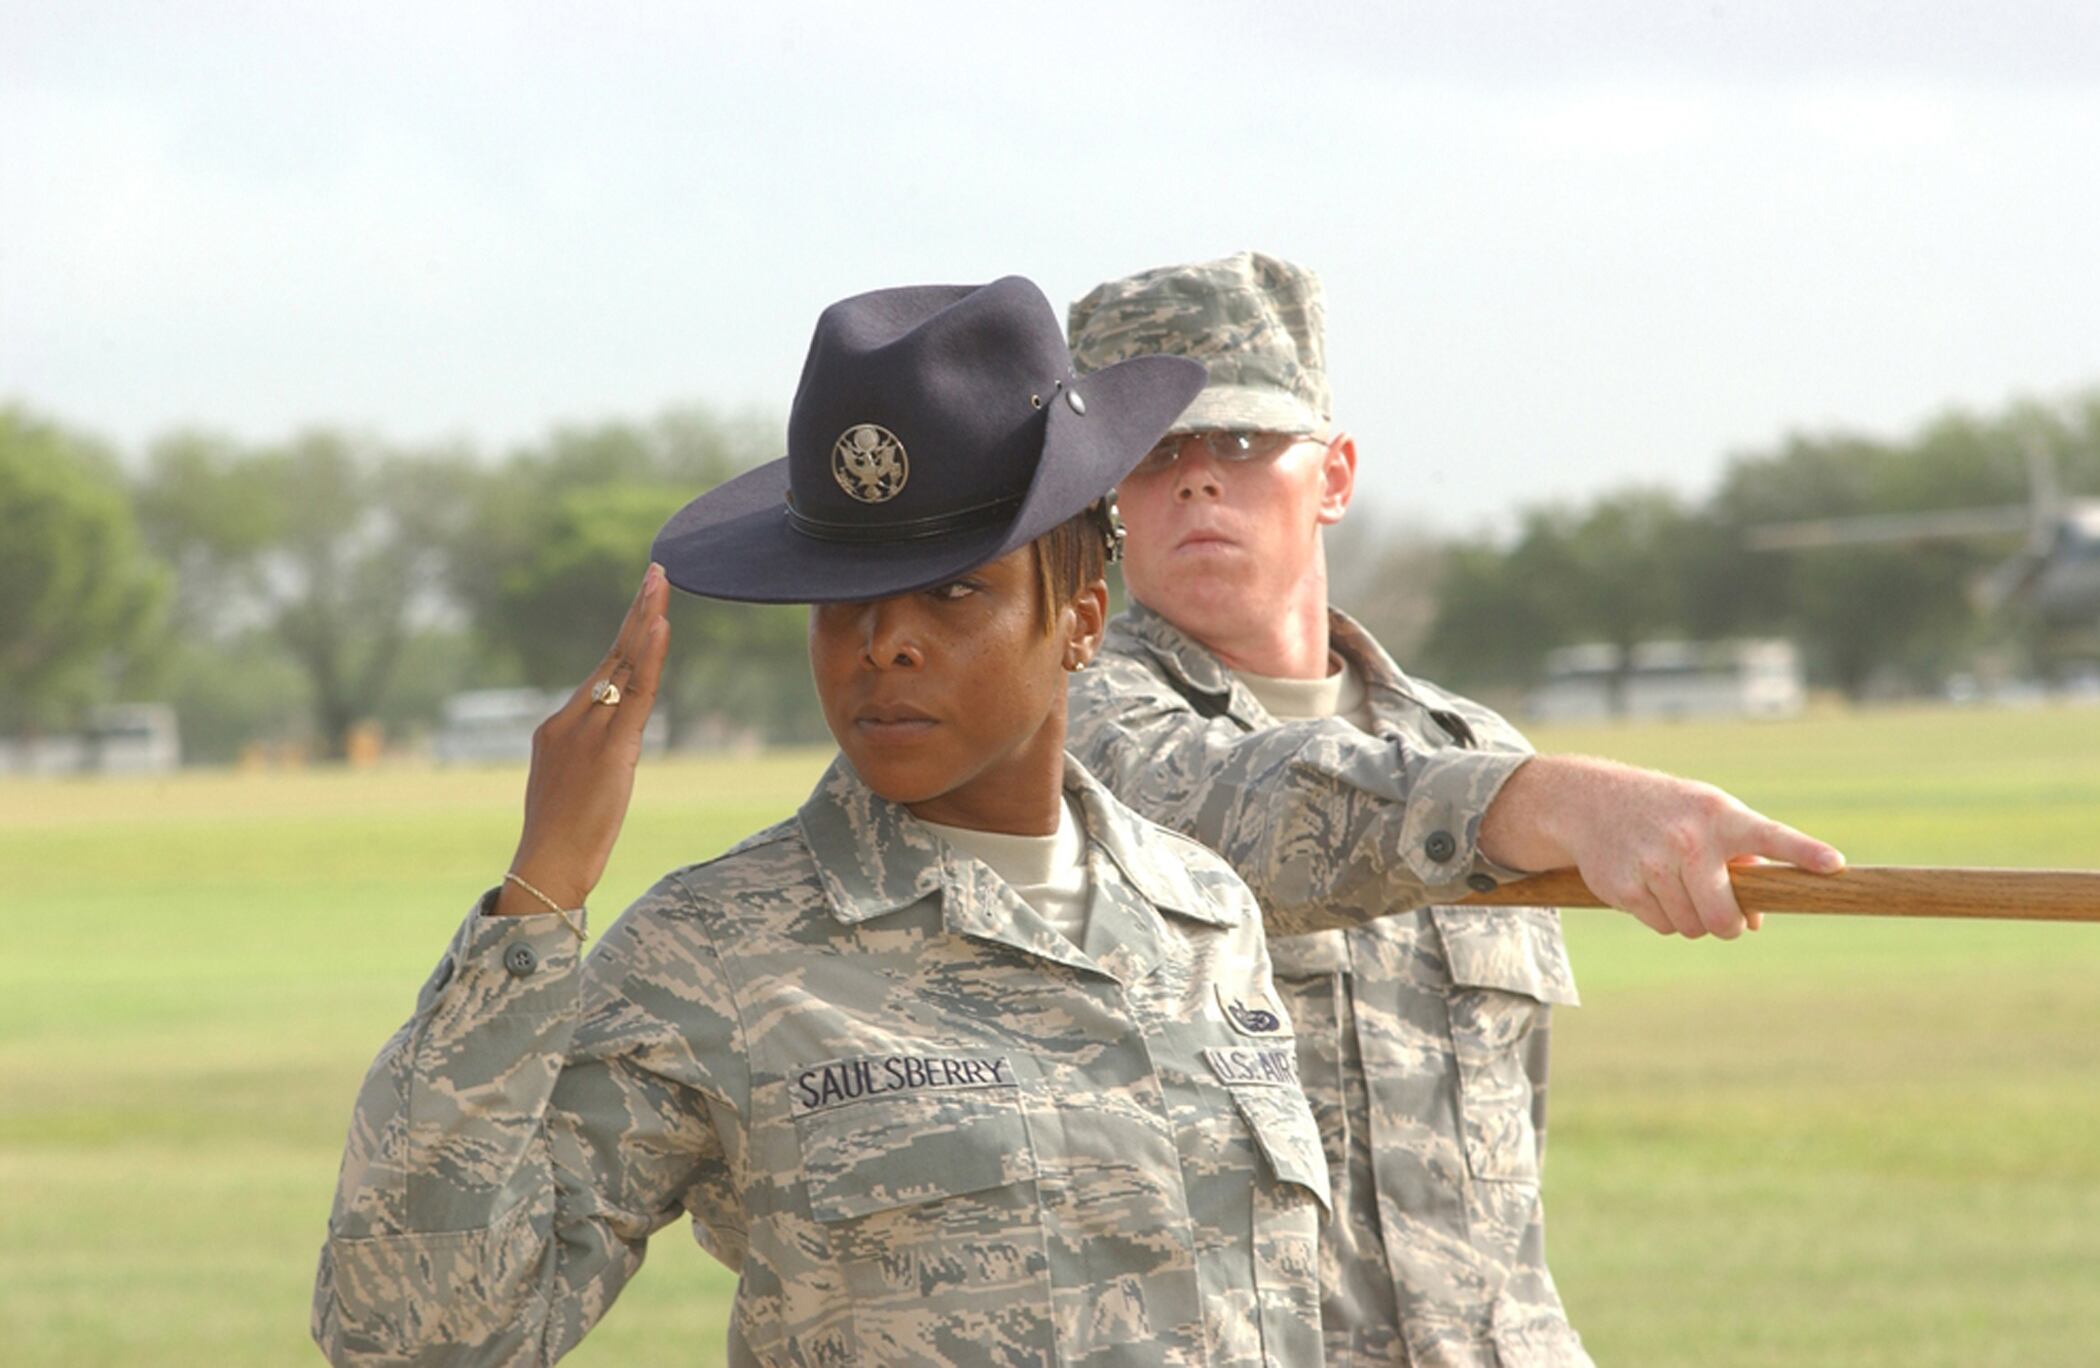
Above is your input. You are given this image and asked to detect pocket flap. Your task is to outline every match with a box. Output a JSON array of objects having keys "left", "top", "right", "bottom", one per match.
[
  {"left": 1266, "top": 928, "right": 1350, "bottom": 978},
  {"left": 792, "top": 1062, "right": 1035, "bottom": 1223},
  {"left": 1430, "top": 906, "right": 1579, "bottom": 1005},
  {"left": 1208, "top": 1058, "right": 1332, "bottom": 1217}
]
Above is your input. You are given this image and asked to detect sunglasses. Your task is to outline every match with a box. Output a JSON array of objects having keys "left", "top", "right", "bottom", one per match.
[{"left": 1131, "top": 430, "right": 1326, "bottom": 477}]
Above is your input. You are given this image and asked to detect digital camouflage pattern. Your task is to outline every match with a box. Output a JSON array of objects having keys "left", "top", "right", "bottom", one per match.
[
  {"left": 314, "top": 755, "right": 1332, "bottom": 1366},
  {"left": 1067, "top": 604, "right": 1591, "bottom": 1367},
  {"left": 1068, "top": 252, "right": 1329, "bottom": 438}
]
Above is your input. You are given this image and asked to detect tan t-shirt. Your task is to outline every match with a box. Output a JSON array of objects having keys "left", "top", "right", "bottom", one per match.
[
  {"left": 919, "top": 796, "right": 1091, "bottom": 945},
  {"left": 1233, "top": 654, "right": 1376, "bottom": 732}
]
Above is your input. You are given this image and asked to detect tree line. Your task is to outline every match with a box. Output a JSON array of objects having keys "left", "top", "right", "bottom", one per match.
[
  {"left": 1348, "top": 391, "right": 2100, "bottom": 704},
  {"left": 2, "top": 405, "right": 818, "bottom": 761},
  {"left": 5, "top": 388, "right": 2096, "bottom": 763}
]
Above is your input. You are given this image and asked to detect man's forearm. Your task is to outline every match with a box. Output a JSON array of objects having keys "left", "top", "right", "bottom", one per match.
[{"left": 1475, "top": 754, "right": 1613, "bottom": 873}]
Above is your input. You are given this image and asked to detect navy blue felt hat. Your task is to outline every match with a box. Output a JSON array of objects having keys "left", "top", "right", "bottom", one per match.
[{"left": 651, "top": 276, "right": 1205, "bottom": 604}]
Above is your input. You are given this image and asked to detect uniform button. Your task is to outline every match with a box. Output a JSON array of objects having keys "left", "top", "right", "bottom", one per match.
[
  {"left": 1466, "top": 873, "right": 1499, "bottom": 894},
  {"left": 1066, "top": 387, "right": 1087, "bottom": 415},
  {"left": 504, "top": 943, "right": 540, "bottom": 977},
  {"left": 1424, "top": 830, "right": 1458, "bottom": 863}
]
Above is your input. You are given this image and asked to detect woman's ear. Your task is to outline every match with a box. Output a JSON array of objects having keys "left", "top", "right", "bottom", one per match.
[{"left": 1064, "top": 579, "right": 1109, "bottom": 670}]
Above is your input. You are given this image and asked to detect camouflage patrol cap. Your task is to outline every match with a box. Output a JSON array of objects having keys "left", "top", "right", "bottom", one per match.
[{"left": 1068, "top": 251, "right": 1329, "bottom": 437}]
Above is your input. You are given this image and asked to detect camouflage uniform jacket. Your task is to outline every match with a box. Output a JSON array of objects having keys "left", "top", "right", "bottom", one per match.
[
  {"left": 1066, "top": 603, "right": 1591, "bottom": 1367},
  {"left": 313, "top": 755, "right": 1334, "bottom": 1366}
]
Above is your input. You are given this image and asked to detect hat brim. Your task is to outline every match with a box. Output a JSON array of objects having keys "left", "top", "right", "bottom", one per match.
[
  {"left": 1166, "top": 383, "right": 1322, "bottom": 438},
  {"left": 652, "top": 353, "right": 1204, "bottom": 604}
]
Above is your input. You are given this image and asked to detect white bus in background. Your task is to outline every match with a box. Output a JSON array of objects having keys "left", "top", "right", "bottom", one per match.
[
  {"left": 433, "top": 689, "right": 560, "bottom": 765},
  {"left": 87, "top": 703, "right": 182, "bottom": 773},
  {"left": 433, "top": 687, "right": 667, "bottom": 765},
  {"left": 1527, "top": 639, "right": 1806, "bottom": 723},
  {"left": 0, "top": 703, "right": 181, "bottom": 776}
]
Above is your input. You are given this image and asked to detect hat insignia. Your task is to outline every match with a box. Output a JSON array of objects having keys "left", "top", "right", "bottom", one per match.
[{"left": 833, "top": 424, "right": 909, "bottom": 503}]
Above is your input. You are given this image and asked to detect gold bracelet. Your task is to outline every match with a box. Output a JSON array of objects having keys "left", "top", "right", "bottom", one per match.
[{"left": 502, "top": 871, "right": 588, "bottom": 942}]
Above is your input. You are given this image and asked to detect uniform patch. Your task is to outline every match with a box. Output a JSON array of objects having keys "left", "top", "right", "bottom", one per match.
[
  {"left": 789, "top": 1052, "right": 1016, "bottom": 1117},
  {"left": 1216, "top": 983, "right": 1287, "bottom": 1036},
  {"left": 1204, "top": 1046, "right": 1300, "bottom": 1088}
]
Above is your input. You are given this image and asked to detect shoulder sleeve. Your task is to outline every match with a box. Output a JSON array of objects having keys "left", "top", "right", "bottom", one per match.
[
  {"left": 1068, "top": 653, "right": 1530, "bottom": 937},
  {"left": 312, "top": 874, "right": 746, "bottom": 1365}
]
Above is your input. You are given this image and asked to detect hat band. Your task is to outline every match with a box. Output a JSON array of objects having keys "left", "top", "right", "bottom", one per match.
[{"left": 786, "top": 492, "right": 1025, "bottom": 545}]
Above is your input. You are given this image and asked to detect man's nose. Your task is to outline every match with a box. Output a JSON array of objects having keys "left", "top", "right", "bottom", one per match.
[{"left": 1173, "top": 445, "right": 1223, "bottom": 501}]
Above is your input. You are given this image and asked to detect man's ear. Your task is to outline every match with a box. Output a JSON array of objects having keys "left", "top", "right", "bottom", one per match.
[
  {"left": 1317, "top": 431, "right": 1357, "bottom": 525},
  {"left": 1064, "top": 579, "right": 1110, "bottom": 669}
]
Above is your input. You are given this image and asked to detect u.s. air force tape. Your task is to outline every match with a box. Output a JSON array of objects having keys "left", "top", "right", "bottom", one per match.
[
  {"left": 1203, "top": 1046, "right": 1300, "bottom": 1088},
  {"left": 790, "top": 1053, "right": 1018, "bottom": 1117}
]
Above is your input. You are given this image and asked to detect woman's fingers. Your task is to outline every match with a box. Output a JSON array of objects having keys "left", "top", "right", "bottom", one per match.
[
  {"left": 601, "top": 567, "right": 669, "bottom": 723},
  {"left": 634, "top": 611, "right": 671, "bottom": 703},
  {"left": 609, "top": 615, "right": 672, "bottom": 741},
  {"left": 614, "top": 564, "right": 668, "bottom": 664},
  {"left": 563, "top": 564, "right": 667, "bottom": 712}
]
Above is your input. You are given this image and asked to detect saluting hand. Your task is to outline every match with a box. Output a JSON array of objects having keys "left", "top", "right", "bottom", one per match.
[{"left": 494, "top": 563, "right": 672, "bottom": 918}]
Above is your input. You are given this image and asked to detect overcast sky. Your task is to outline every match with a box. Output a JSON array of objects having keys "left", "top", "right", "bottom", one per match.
[{"left": 6, "top": 1, "right": 2097, "bottom": 535}]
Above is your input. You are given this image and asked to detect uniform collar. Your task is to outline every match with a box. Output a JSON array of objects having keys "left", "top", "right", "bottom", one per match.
[
  {"left": 1113, "top": 601, "right": 1248, "bottom": 717},
  {"left": 1327, "top": 605, "right": 1411, "bottom": 701},
  {"left": 795, "top": 757, "right": 946, "bottom": 925},
  {"left": 1116, "top": 599, "right": 1425, "bottom": 728},
  {"left": 1069, "top": 758, "right": 1233, "bottom": 926},
  {"left": 795, "top": 753, "right": 1233, "bottom": 932}
]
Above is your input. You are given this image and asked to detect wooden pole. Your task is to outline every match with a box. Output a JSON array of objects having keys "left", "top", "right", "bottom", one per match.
[{"left": 1457, "top": 865, "right": 2100, "bottom": 923}]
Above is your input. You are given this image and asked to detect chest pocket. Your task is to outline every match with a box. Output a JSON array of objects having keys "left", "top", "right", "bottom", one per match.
[
  {"left": 792, "top": 1064, "right": 1056, "bottom": 1363},
  {"left": 1431, "top": 907, "right": 1579, "bottom": 1184}
]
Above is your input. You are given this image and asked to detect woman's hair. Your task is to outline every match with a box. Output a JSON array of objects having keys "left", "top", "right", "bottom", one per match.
[{"left": 1032, "top": 501, "right": 1112, "bottom": 633}]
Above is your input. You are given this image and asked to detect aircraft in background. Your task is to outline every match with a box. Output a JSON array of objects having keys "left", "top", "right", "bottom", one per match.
[{"left": 1747, "top": 439, "right": 2100, "bottom": 628}]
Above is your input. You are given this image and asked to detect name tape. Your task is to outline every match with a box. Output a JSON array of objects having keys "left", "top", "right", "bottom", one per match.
[{"left": 791, "top": 1053, "right": 1017, "bottom": 1117}]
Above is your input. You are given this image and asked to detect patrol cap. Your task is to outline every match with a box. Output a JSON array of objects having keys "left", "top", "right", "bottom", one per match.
[
  {"left": 653, "top": 276, "right": 1204, "bottom": 603},
  {"left": 1067, "top": 251, "right": 1329, "bottom": 438}
]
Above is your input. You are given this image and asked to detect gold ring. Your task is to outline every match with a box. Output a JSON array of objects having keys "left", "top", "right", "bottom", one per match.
[{"left": 590, "top": 679, "right": 622, "bottom": 707}]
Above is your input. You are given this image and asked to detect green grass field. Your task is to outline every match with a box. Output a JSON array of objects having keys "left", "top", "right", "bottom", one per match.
[{"left": 4, "top": 706, "right": 2099, "bottom": 1366}]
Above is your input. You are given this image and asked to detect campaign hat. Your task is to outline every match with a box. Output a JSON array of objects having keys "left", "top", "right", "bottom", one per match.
[{"left": 652, "top": 276, "right": 1204, "bottom": 603}]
